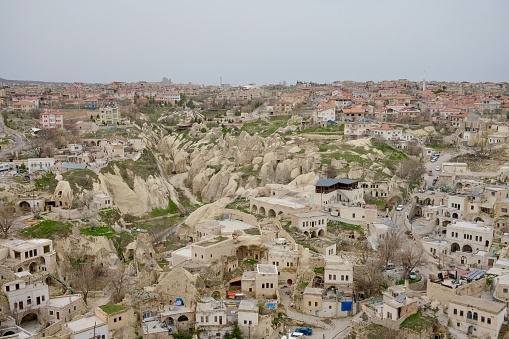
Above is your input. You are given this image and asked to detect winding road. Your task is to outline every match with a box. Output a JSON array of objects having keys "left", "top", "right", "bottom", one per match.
[{"left": 0, "top": 114, "right": 28, "bottom": 158}]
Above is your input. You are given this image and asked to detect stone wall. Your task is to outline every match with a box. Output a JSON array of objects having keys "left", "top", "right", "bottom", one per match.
[{"left": 426, "top": 277, "right": 488, "bottom": 304}]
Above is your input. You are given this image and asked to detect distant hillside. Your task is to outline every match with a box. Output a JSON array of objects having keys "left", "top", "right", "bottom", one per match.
[{"left": 0, "top": 77, "right": 73, "bottom": 86}]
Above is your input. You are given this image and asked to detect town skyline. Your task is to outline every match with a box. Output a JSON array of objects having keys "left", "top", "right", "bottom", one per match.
[{"left": 1, "top": 0, "right": 509, "bottom": 85}]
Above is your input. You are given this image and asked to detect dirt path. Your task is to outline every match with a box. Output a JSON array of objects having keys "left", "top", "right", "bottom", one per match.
[{"left": 169, "top": 172, "right": 201, "bottom": 206}]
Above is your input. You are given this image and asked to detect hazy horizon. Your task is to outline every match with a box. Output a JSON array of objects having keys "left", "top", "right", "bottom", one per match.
[{"left": 1, "top": 0, "right": 508, "bottom": 86}]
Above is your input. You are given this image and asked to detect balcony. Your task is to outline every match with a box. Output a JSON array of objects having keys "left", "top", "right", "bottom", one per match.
[{"left": 466, "top": 317, "right": 478, "bottom": 324}]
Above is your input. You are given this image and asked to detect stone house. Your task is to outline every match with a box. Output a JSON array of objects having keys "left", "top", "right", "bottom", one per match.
[
  {"left": 95, "top": 305, "right": 135, "bottom": 335},
  {"left": 324, "top": 256, "right": 353, "bottom": 292},
  {"left": 65, "top": 315, "right": 108, "bottom": 339},
  {"left": 448, "top": 295, "right": 506, "bottom": 338},
  {"left": 195, "top": 298, "right": 231, "bottom": 339},
  {"left": 241, "top": 264, "right": 278, "bottom": 299},
  {"left": 91, "top": 194, "right": 113, "bottom": 211},
  {"left": 3, "top": 279, "right": 49, "bottom": 323},
  {"left": 290, "top": 211, "right": 328, "bottom": 238},
  {"left": 191, "top": 237, "right": 234, "bottom": 264},
  {"left": 0, "top": 238, "right": 56, "bottom": 275},
  {"left": 46, "top": 294, "right": 86, "bottom": 323},
  {"left": 300, "top": 287, "right": 352, "bottom": 318}
]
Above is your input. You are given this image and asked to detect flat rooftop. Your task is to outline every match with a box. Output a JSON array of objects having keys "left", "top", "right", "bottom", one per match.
[
  {"left": 0, "top": 238, "right": 51, "bottom": 251},
  {"left": 450, "top": 295, "right": 506, "bottom": 314},
  {"left": 66, "top": 316, "right": 106, "bottom": 333},
  {"left": 252, "top": 197, "right": 307, "bottom": 209},
  {"left": 257, "top": 264, "right": 278, "bottom": 275},
  {"left": 292, "top": 211, "right": 328, "bottom": 218},
  {"left": 48, "top": 294, "right": 82, "bottom": 308},
  {"left": 449, "top": 221, "right": 493, "bottom": 232},
  {"left": 218, "top": 219, "right": 254, "bottom": 233}
]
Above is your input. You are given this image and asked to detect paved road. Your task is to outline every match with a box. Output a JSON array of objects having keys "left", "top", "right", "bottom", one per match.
[
  {"left": 279, "top": 287, "right": 351, "bottom": 339},
  {"left": 0, "top": 113, "right": 28, "bottom": 158}
]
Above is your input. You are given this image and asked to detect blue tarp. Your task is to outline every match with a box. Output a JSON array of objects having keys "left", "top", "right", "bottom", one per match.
[{"left": 341, "top": 301, "right": 353, "bottom": 311}]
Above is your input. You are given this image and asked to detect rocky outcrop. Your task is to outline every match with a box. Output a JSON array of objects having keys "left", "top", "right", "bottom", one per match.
[{"left": 98, "top": 164, "right": 178, "bottom": 216}]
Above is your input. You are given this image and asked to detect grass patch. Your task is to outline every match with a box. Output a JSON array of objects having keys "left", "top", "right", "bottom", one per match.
[
  {"left": 111, "top": 232, "right": 135, "bottom": 260},
  {"left": 21, "top": 220, "right": 72, "bottom": 239},
  {"left": 298, "top": 281, "right": 309, "bottom": 290},
  {"left": 240, "top": 115, "right": 292, "bottom": 137},
  {"left": 62, "top": 169, "right": 98, "bottom": 192},
  {"left": 199, "top": 236, "right": 228, "bottom": 247},
  {"left": 244, "top": 227, "right": 261, "bottom": 235},
  {"left": 80, "top": 226, "right": 116, "bottom": 238},
  {"left": 99, "top": 208, "right": 121, "bottom": 225},
  {"left": 314, "top": 267, "right": 324, "bottom": 274},
  {"left": 400, "top": 311, "right": 435, "bottom": 333},
  {"left": 34, "top": 173, "right": 58, "bottom": 192},
  {"left": 99, "top": 304, "right": 128, "bottom": 314},
  {"left": 328, "top": 220, "right": 363, "bottom": 233},
  {"left": 243, "top": 259, "right": 258, "bottom": 267},
  {"left": 151, "top": 199, "right": 179, "bottom": 217}
]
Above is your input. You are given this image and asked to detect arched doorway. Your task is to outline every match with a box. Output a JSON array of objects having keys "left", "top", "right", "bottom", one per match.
[
  {"left": 462, "top": 244, "right": 472, "bottom": 252},
  {"left": 311, "top": 231, "right": 317, "bottom": 238},
  {"left": 468, "top": 325, "right": 475, "bottom": 334},
  {"left": 17, "top": 267, "right": 23, "bottom": 272},
  {"left": 318, "top": 229, "right": 325, "bottom": 237},
  {"left": 287, "top": 279, "right": 293, "bottom": 285},
  {"left": 20, "top": 312, "right": 38, "bottom": 325},
  {"left": 29, "top": 262, "right": 37, "bottom": 274},
  {"left": 474, "top": 217, "right": 484, "bottom": 222},
  {"left": 451, "top": 243, "right": 460, "bottom": 253},
  {"left": 452, "top": 213, "right": 458, "bottom": 219},
  {"left": 178, "top": 315, "right": 189, "bottom": 322},
  {"left": 268, "top": 209, "right": 276, "bottom": 218},
  {"left": 167, "top": 317, "right": 175, "bottom": 326},
  {"left": 251, "top": 205, "right": 258, "bottom": 214},
  {"left": 278, "top": 211, "right": 284, "bottom": 216},
  {"left": 304, "top": 231, "right": 310, "bottom": 238},
  {"left": 259, "top": 206, "right": 266, "bottom": 216},
  {"left": 313, "top": 276, "right": 323, "bottom": 288}
]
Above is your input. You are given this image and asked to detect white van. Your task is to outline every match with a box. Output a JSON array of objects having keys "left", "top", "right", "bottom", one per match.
[{"left": 290, "top": 333, "right": 304, "bottom": 338}]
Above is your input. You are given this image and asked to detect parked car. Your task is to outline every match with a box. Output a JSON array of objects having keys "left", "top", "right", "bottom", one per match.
[
  {"left": 295, "top": 328, "right": 313, "bottom": 336},
  {"left": 290, "top": 333, "right": 305, "bottom": 338},
  {"left": 395, "top": 204, "right": 404, "bottom": 211},
  {"left": 409, "top": 271, "right": 417, "bottom": 280},
  {"left": 430, "top": 157, "right": 438, "bottom": 163},
  {"left": 384, "top": 262, "right": 395, "bottom": 270}
]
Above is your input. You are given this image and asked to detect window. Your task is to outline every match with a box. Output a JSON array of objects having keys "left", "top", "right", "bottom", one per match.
[
  {"left": 481, "top": 316, "right": 485, "bottom": 322},
  {"left": 504, "top": 289, "right": 508, "bottom": 293},
  {"left": 49, "top": 310, "right": 54, "bottom": 315},
  {"left": 503, "top": 208, "right": 508, "bottom": 213},
  {"left": 114, "top": 318, "right": 117, "bottom": 323},
  {"left": 308, "top": 301, "right": 311, "bottom": 306},
  {"left": 460, "top": 311, "right": 464, "bottom": 316},
  {"left": 5, "top": 286, "right": 9, "bottom": 292},
  {"left": 453, "top": 309, "right": 457, "bottom": 315},
  {"left": 473, "top": 313, "right": 478, "bottom": 321},
  {"left": 487, "top": 318, "right": 491, "bottom": 324},
  {"left": 119, "top": 316, "right": 122, "bottom": 321},
  {"left": 315, "top": 302, "right": 318, "bottom": 306}
]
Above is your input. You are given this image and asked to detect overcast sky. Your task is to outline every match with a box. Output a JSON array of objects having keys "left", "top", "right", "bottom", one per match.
[{"left": 1, "top": 0, "right": 508, "bottom": 85}]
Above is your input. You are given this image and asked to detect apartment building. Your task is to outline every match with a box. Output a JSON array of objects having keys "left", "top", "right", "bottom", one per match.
[
  {"left": 98, "top": 106, "right": 120, "bottom": 125},
  {"left": 39, "top": 109, "right": 64, "bottom": 129}
]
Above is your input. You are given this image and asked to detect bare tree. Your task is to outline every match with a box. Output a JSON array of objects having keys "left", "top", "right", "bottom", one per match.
[
  {"left": 326, "top": 164, "right": 337, "bottom": 178},
  {"left": 110, "top": 265, "right": 130, "bottom": 303},
  {"left": 70, "top": 263, "right": 106, "bottom": 305},
  {"left": 377, "top": 228, "right": 402, "bottom": 267},
  {"left": 0, "top": 206, "right": 17, "bottom": 238},
  {"left": 399, "top": 243, "right": 428, "bottom": 284},
  {"left": 398, "top": 158, "right": 426, "bottom": 183},
  {"left": 354, "top": 259, "right": 385, "bottom": 298}
]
